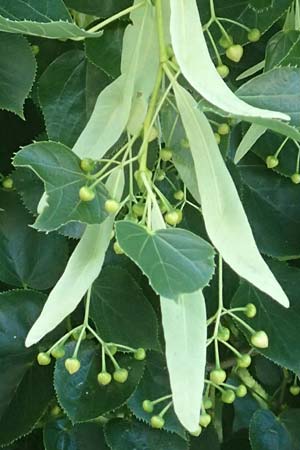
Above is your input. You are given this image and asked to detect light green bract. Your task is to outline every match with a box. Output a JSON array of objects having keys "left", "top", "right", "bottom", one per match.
[
  {"left": 73, "top": 0, "right": 159, "bottom": 159},
  {"left": 173, "top": 81, "right": 289, "bottom": 308},
  {"left": 25, "top": 169, "right": 124, "bottom": 347},
  {"left": 169, "top": 0, "right": 290, "bottom": 121}
]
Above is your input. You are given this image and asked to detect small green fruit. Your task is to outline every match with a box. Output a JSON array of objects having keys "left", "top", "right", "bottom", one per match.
[
  {"left": 214, "top": 132, "right": 221, "bottom": 144},
  {"left": 266, "top": 155, "right": 279, "bottom": 169},
  {"left": 217, "top": 326, "right": 230, "bottom": 342},
  {"left": 2, "top": 177, "right": 13, "bottom": 189},
  {"left": 219, "top": 34, "right": 233, "bottom": 49},
  {"left": 210, "top": 369, "right": 227, "bottom": 385},
  {"left": 79, "top": 186, "right": 95, "bottom": 202},
  {"left": 245, "top": 303, "right": 257, "bottom": 318},
  {"left": 290, "top": 386, "right": 300, "bottom": 396},
  {"left": 251, "top": 330, "right": 269, "bottom": 349},
  {"left": 142, "top": 400, "right": 154, "bottom": 413},
  {"left": 65, "top": 358, "right": 81, "bottom": 375},
  {"left": 221, "top": 389, "right": 236, "bottom": 404},
  {"left": 134, "top": 348, "right": 146, "bottom": 361},
  {"left": 156, "top": 169, "right": 166, "bottom": 181},
  {"left": 97, "top": 371, "right": 112, "bottom": 386},
  {"left": 37, "top": 352, "right": 51, "bottom": 366},
  {"left": 218, "top": 123, "right": 230, "bottom": 136},
  {"left": 106, "top": 344, "right": 118, "bottom": 356},
  {"left": 104, "top": 199, "right": 119, "bottom": 214},
  {"left": 216, "top": 64, "right": 230, "bottom": 79},
  {"left": 150, "top": 415, "right": 165, "bottom": 429},
  {"left": 160, "top": 148, "right": 173, "bottom": 162},
  {"left": 50, "top": 405, "right": 61, "bottom": 417},
  {"left": 113, "top": 368, "right": 128, "bottom": 383},
  {"left": 248, "top": 28, "right": 261, "bottom": 42},
  {"left": 80, "top": 158, "right": 95, "bottom": 173},
  {"left": 291, "top": 173, "right": 300, "bottom": 184},
  {"left": 165, "top": 209, "right": 183, "bottom": 226},
  {"left": 173, "top": 190, "right": 184, "bottom": 201},
  {"left": 226, "top": 44, "right": 244, "bottom": 63},
  {"left": 199, "top": 413, "right": 211, "bottom": 428},
  {"left": 113, "top": 241, "right": 124, "bottom": 255},
  {"left": 31, "top": 45, "right": 40, "bottom": 55},
  {"left": 51, "top": 346, "right": 65, "bottom": 359},
  {"left": 132, "top": 203, "right": 145, "bottom": 217},
  {"left": 237, "top": 354, "right": 252, "bottom": 369},
  {"left": 236, "top": 385, "right": 247, "bottom": 398},
  {"left": 148, "top": 126, "right": 158, "bottom": 142},
  {"left": 203, "top": 397, "right": 213, "bottom": 409}
]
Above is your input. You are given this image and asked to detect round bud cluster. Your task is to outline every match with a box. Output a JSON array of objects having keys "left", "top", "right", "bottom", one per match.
[
  {"left": 251, "top": 330, "right": 269, "bottom": 349},
  {"left": 113, "top": 368, "right": 129, "bottom": 384},
  {"left": 210, "top": 368, "right": 227, "bottom": 385},
  {"left": 65, "top": 358, "right": 81, "bottom": 375},
  {"left": 79, "top": 186, "right": 95, "bottom": 202},
  {"left": 266, "top": 155, "right": 279, "bottom": 169},
  {"left": 165, "top": 209, "right": 183, "bottom": 226}
]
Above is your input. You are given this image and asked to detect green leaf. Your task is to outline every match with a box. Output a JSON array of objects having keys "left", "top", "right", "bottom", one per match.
[
  {"left": 104, "top": 419, "right": 188, "bottom": 450},
  {"left": 25, "top": 169, "right": 124, "bottom": 347},
  {"left": 265, "top": 31, "right": 300, "bottom": 71},
  {"left": 0, "top": 33, "right": 36, "bottom": 117},
  {"left": 0, "top": 190, "right": 68, "bottom": 290},
  {"left": 173, "top": 82, "right": 289, "bottom": 308},
  {"left": 169, "top": 0, "right": 289, "bottom": 121},
  {"left": 231, "top": 260, "right": 300, "bottom": 374},
  {"left": 13, "top": 141, "right": 109, "bottom": 232},
  {"left": 127, "top": 352, "right": 186, "bottom": 439},
  {"left": 54, "top": 341, "right": 145, "bottom": 422},
  {"left": 189, "top": 426, "right": 220, "bottom": 449},
  {"left": 237, "top": 67, "right": 300, "bottom": 127},
  {"left": 73, "top": 1, "right": 158, "bottom": 159},
  {"left": 249, "top": 410, "right": 292, "bottom": 450},
  {"left": 44, "top": 417, "right": 109, "bottom": 450},
  {"left": 160, "top": 290, "right": 207, "bottom": 433},
  {"left": 0, "top": 0, "right": 103, "bottom": 39},
  {"left": 238, "top": 158, "right": 300, "bottom": 258},
  {"left": 64, "top": 0, "right": 131, "bottom": 16},
  {"left": 280, "top": 409, "right": 300, "bottom": 450},
  {"left": 0, "top": 289, "right": 54, "bottom": 446},
  {"left": 115, "top": 221, "right": 215, "bottom": 299},
  {"left": 90, "top": 266, "right": 159, "bottom": 350},
  {"left": 85, "top": 24, "right": 125, "bottom": 79},
  {"left": 38, "top": 50, "right": 110, "bottom": 147}
]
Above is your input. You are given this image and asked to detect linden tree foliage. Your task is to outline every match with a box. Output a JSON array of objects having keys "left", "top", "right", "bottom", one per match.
[{"left": 2, "top": 0, "right": 300, "bottom": 449}]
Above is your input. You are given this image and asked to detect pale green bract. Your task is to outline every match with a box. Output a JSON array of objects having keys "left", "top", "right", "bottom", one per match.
[
  {"left": 160, "top": 291, "right": 206, "bottom": 434},
  {"left": 151, "top": 205, "right": 207, "bottom": 433},
  {"left": 25, "top": 169, "right": 124, "bottom": 347},
  {"left": 234, "top": 124, "right": 267, "bottom": 164},
  {"left": 173, "top": 82, "right": 289, "bottom": 308},
  {"left": 73, "top": 0, "right": 158, "bottom": 159},
  {"left": 169, "top": 0, "right": 290, "bottom": 121}
]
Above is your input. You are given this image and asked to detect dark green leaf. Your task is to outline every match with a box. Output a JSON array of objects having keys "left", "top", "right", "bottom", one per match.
[
  {"left": 13, "top": 141, "right": 109, "bottom": 232},
  {"left": 104, "top": 419, "right": 188, "bottom": 450},
  {"left": 127, "top": 352, "right": 186, "bottom": 439},
  {"left": 64, "top": 0, "right": 131, "bottom": 16},
  {"left": 0, "top": 0, "right": 102, "bottom": 39},
  {"left": 44, "top": 417, "right": 109, "bottom": 450},
  {"left": 189, "top": 426, "right": 220, "bottom": 449},
  {"left": 265, "top": 31, "right": 300, "bottom": 71},
  {"left": 231, "top": 260, "right": 300, "bottom": 374},
  {"left": 39, "top": 50, "right": 110, "bottom": 147},
  {"left": 280, "top": 409, "right": 300, "bottom": 450},
  {"left": 237, "top": 68, "right": 300, "bottom": 127},
  {"left": 238, "top": 158, "right": 300, "bottom": 258},
  {"left": 0, "top": 190, "right": 68, "bottom": 289},
  {"left": 85, "top": 24, "right": 125, "bottom": 79},
  {"left": 115, "top": 221, "right": 215, "bottom": 299},
  {"left": 249, "top": 410, "right": 292, "bottom": 450},
  {"left": 54, "top": 341, "right": 145, "bottom": 422},
  {"left": 0, "top": 289, "right": 54, "bottom": 446},
  {"left": 0, "top": 33, "right": 36, "bottom": 117},
  {"left": 90, "top": 266, "right": 159, "bottom": 350}
]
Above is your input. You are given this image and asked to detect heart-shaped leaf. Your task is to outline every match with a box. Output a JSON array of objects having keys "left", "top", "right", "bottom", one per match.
[
  {"left": 115, "top": 221, "right": 215, "bottom": 298},
  {"left": 13, "top": 141, "right": 109, "bottom": 232}
]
